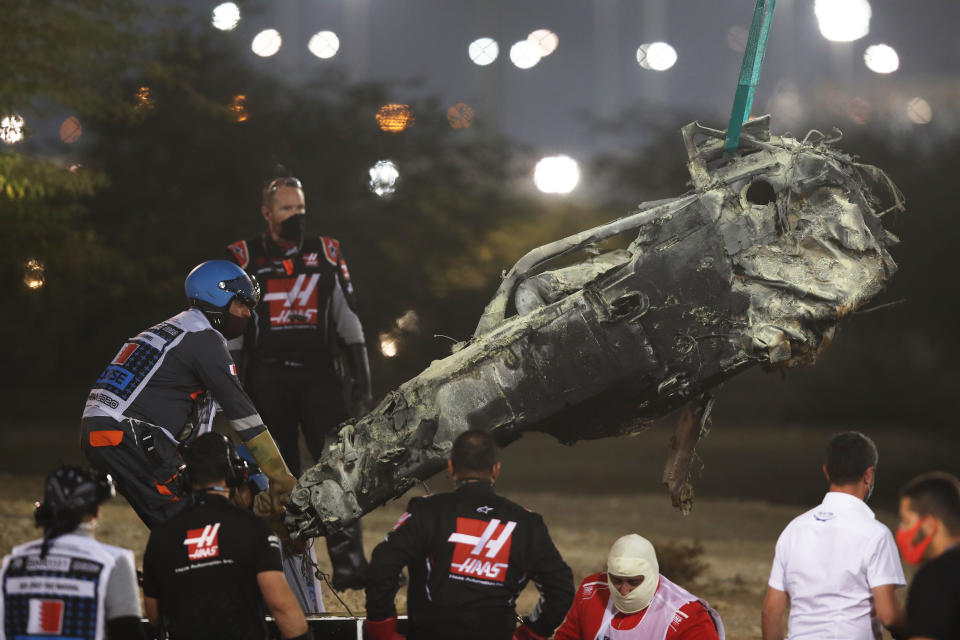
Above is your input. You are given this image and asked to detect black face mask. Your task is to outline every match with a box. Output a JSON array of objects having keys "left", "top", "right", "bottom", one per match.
[
  {"left": 222, "top": 312, "right": 249, "bottom": 340},
  {"left": 279, "top": 214, "right": 306, "bottom": 243}
]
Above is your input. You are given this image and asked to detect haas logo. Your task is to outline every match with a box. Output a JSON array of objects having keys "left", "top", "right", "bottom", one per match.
[
  {"left": 263, "top": 274, "right": 320, "bottom": 327},
  {"left": 184, "top": 523, "right": 221, "bottom": 560},
  {"left": 447, "top": 517, "right": 516, "bottom": 583}
]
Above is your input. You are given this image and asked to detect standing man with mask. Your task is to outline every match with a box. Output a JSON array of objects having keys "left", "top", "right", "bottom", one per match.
[
  {"left": 896, "top": 471, "right": 960, "bottom": 640},
  {"left": 761, "top": 431, "right": 906, "bottom": 640},
  {"left": 364, "top": 429, "right": 574, "bottom": 640},
  {"left": 555, "top": 534, "right": 723, "bottom": 640},
  {"left": 225, "top": 175, "right": 372, "bottom": 590},
  {"left": 80, "top": 260, "right": 296, "bottom": 530}
]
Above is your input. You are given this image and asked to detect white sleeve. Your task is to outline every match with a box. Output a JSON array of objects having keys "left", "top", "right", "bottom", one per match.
[
  {"left": 104, "top": 550, "right": 143, "bottom": 620},
  {"left": 865, "top": 527, "right": 906, "bottom": 588},
  {"left": 767, "top": 531, "right": 788, "bottom": 591},
  {"left": 331, "top": 278, "right": 365, "bottom": 345}
]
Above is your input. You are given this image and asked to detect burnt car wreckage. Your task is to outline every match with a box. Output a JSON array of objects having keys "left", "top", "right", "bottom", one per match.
[{"left": 287, "top": 116, "right": 904, "bottom": 538}]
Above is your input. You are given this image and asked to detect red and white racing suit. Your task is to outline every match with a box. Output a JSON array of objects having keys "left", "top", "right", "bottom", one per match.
[{"left": 555, "top": 572, "right": 724, "bottom": 640}]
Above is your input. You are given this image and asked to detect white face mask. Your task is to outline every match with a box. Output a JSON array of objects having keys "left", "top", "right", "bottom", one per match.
[{"left": 606, "top": 534, "right": 659, "bottom": 614}]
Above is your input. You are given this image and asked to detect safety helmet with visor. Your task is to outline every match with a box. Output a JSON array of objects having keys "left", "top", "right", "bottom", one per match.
[{"left": 185, "top": 260, "right": 260, "bottom": 339}]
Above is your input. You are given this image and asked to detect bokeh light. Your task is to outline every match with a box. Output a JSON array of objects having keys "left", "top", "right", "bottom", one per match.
[
  {"left": 396, "top": 310, "right": 420, "bottom": 333},
  {"left": 510, "top": 40, "right": 541, "bottom": 69},
  {"left": 906, "top": 97, "right": 932, "bottom": 125},
  {"left": 764, "top": 80, "right": 805, "bottom": 128},
  {"left": 864, "top": 44, "right": 899, "bottom": 74},
  {"left": 1, "top": 114, "right": 25, "bottom": 144},
  {"left": 229, "top": 95, "right": 248, "bottom": 123},
  {"left": 59, "top": 117, "right": 82, "bottom": 143},
  {"left": 468, "top": 37, "right": 499, "bottom": 66},
  {"left": 636, "top": 42, "right": 677, "bottom": 71},
  {"left": 447, "top": 102, "right": 474, "bottom": 129},
  {"left": 375, "top": 104, "right": 414, "bottom": 133},
  {"left": 134, "top": 86, "right": 154, "bottom": 112},
  {"left": 252, "top": 29, "right": 282, "bottom": 57},
  {"left": 369, "top": 160, "right": 400, "bottom": 197},
  {"left": 24, "top": 259, "right": 45, "bottom": 290},
  {"left": 211, "top": 2, "right": 240, "bottom": 31},
  {"left": 847, "top": 97, "right": 872, "bottom": 125},
  {"left": 308, "top": 31, "right": 340, "bottom": 59},
  {"left": 379, "top": 332, "right": 399, "bottom": 357},
  {"left": 815, "top": 0, "right": 871, "bottom": 42},
  {"left": 527, "top": 29, "right": 558, "bottom": 57},
  {"left": 534, "top": 155, "right": 580, "bottom": 195}
]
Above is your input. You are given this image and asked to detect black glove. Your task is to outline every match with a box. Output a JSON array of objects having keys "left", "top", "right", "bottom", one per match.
[{"left": 345, "top": 343, "right": 373, "bottom": 417}]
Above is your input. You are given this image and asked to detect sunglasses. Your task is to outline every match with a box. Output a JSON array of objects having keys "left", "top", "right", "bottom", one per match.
[{"left": 265, "top": 176, "right": 303, "bottom": 192}]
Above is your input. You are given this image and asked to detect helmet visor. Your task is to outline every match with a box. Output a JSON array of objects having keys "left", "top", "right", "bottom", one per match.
[{"left": 220, "top": 274, "right": 260, "bottom": 308}]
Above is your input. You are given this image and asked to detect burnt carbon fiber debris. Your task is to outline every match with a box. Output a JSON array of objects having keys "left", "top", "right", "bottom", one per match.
[{"left": 287, "top": 116, "right": 903, "bottom": 538}]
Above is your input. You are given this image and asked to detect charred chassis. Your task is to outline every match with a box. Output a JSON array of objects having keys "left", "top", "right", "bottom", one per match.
[{"left": 287, "top": 116, "right": 903, "bottom": 538}]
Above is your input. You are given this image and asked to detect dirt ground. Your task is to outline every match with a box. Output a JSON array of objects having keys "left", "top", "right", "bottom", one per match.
[{"left": 3, "top": 421, "right": 953, "bottom": 639}]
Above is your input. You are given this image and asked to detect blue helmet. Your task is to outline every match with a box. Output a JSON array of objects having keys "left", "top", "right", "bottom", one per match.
[
  {"left": 185, "top": 261, "right": 260, "bottom": 335},
  {"left": 186, "top": 260, "right": 260, "bottom": 310}
]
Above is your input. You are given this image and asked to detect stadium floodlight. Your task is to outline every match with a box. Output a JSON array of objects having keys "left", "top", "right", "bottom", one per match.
[
  {"left": 252, "top": 29, "right": 282, "bottom": 57},
  {"left": 1, "top": 114, "right": 25, "bottom": 144},
  {"left": 369, "top": 160, "right": 400, "bottom": 196},
  {"left": 211, "top": 3, "right": 241, "bottom": 31},
  {"left": 308, "top": 31, "right": 340, "bottom": 59},
  {"left": 637, "top": 42, "right": 677, "bottom": 71},
  {"left": 468, "top": 37, "right": 499, "bottom": 66},
  {"left": 527, "top": 29, "right": 559, "bottom": 56},
  {"left": 510, "top": 40, "right": 541, "bottom": 69},
  {"left": 815, "top": 0, "right": 871, "bottom": 42},
  {"left": 864, "top": 44, "right": 899, "bottom": 74},
  {"left": 534, "top": 155, "right": 580, "bottom": 195}
]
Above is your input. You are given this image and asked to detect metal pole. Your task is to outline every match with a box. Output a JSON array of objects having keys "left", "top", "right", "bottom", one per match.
[{"left": 724, "top": 0, "right": 777, "bottom": 153}]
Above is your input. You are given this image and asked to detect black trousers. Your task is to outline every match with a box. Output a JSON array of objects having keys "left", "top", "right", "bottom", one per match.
[
  {"left": 247, "top": 359, "right": 348, "bottom": 477},
  {"left": 80, "top": 416, "right": 187, "bottom": 529},
  {"left": 408, "top": 608, "right": 516, "bottom": 640}
]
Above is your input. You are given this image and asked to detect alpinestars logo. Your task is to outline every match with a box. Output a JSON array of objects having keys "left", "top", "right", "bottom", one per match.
[
  {"left": 184, "top": 523, "right": 221, "bottom": 560},
  {"left": 263, "top": 274, "right": 320, "bottom": 327},
  {"left": 447, "top": 517, "right": 516, "bottom": 583}
]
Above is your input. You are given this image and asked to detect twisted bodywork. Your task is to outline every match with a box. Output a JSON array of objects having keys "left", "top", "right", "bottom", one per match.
[{"left": 287, "top": 116, "right": 903, "bottom": 538}]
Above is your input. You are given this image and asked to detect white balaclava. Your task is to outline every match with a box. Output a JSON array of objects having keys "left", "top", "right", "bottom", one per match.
[{"left": 606, "top": 534, "right": 659, "bottom": 614}]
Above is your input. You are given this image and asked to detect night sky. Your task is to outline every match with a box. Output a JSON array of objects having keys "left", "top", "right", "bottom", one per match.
[{"left": 217, "top": 0, "right": 960, "bottom": 154}]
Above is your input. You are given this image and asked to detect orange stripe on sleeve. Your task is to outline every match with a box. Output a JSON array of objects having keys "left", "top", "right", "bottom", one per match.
[{"left": 89, "top": 430, "right": 124, "bottom": 447}]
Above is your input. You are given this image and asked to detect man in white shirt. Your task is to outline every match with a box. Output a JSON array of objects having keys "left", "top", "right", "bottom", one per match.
[{"left": 761, "top": 431, "right": 907, "bottom": 640}]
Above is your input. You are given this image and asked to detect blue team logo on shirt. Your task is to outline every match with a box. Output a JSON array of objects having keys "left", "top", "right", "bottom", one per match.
[
  {"left": 91, "top": 323, "right": 184, "bottom": 401},
  {"left": 95, "top": 365, "right": 135, "bottom": 391}
]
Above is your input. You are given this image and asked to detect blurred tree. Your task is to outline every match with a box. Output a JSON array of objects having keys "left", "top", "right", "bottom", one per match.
[
  {"left": 0, "top": 0, "right": 144, "bottom": 119},
  {"left": 18, "top": 27, "right": 620, "bottom": 393},
  {"left": 0, "top": 0, "right": 156, "bottom": 384}
]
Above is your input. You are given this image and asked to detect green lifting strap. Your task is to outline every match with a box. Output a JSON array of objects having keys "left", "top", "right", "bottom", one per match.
[{"left": 725, "top": 0, "right": 777, "bottom": 153}]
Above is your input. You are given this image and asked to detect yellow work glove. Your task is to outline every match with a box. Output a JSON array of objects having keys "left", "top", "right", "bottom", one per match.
[{"left": 244, "top": 430, "right": 297, "bottom": 519}]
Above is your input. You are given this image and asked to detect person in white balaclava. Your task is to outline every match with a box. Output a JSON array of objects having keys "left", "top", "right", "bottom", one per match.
[{"left": 554, "top": 534, "right": 724, "bottom": 640}]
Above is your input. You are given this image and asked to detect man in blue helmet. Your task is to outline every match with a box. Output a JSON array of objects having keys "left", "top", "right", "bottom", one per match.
[
  {"left": 80, "top": 260, "right": 297, "bottom": 530},
  {"left": 0, "top": 466, "right": 146, "bottom": 640}
]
